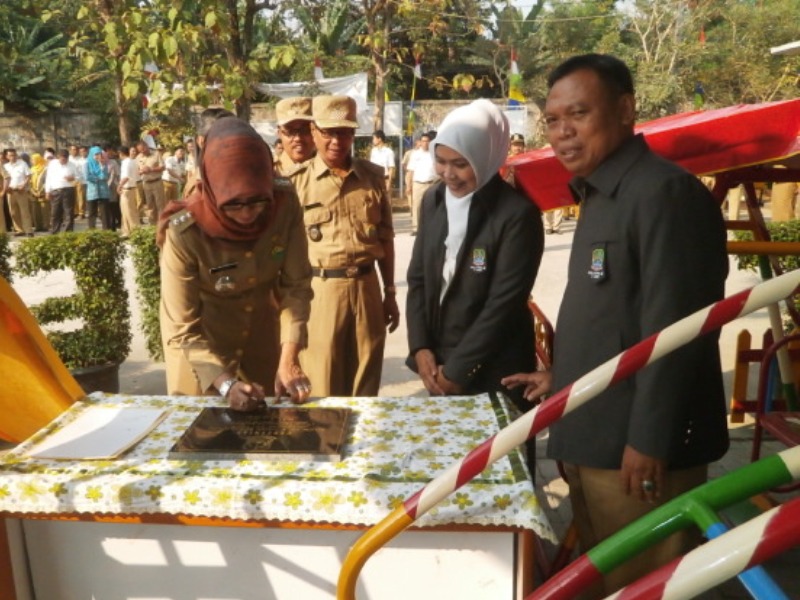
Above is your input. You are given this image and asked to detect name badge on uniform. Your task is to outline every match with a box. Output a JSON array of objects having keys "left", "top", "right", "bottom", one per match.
[
  {"left": 308, "top": 224, "right": 322, "bottom": 242},
  {"left": 470, "top": 248, "right": 487, "bottom": 273},
  {"left": 215, "top": 275, "right": 236, "bottom": 292},
  {"left": 588, "top": 244, "right": 607, "bottom": 282}
]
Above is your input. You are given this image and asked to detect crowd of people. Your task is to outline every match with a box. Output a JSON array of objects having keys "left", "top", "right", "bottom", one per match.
[
  {"left": 3, "top": 52, "right": 732, "bottom": 598},
  {"left": 0, "top": 141, "right": 190, "bottom": 237}
]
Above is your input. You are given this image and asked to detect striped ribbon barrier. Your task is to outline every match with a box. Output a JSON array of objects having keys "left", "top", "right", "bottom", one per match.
[
  {"left": 605, "top": 492, "right": 800, "bottom": 600},
  {"left": 531, "top": 444, "right": 800, "bottom": 599},
  {"left": 336, "top": 270, "right": 800, "bottom": 600}
]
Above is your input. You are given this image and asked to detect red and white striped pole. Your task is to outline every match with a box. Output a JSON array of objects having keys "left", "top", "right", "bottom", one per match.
[{"left": 338, "top": 270, "right": 800, "bottom": 600}]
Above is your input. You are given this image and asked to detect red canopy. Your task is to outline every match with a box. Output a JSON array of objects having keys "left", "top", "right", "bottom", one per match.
[{"left": 509, "top": 99, "right": 800, "bottom": 211}]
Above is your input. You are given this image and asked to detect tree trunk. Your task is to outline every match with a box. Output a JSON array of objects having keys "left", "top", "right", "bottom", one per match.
[{"left": 113, "top": 70, "right": 133, "bottom": 146}]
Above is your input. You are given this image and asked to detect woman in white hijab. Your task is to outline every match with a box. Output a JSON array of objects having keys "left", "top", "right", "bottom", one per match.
[{"left": 405, "top": 99, "right": 545, "bottom": 412}]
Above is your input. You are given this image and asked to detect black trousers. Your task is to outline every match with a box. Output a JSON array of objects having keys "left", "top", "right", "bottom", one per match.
[
  {"left": 87, "top": 199, "right": 110, "bottom": 230},
  {"left": 50, "top": 187, "right": 76, "bottom": 234}
]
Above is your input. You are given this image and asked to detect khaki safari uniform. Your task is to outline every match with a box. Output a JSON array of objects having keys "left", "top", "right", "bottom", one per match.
[
  {"left": 275, "top": 152, "right": 308, "bottom": 178},
  {"left": 160, "top": 180, "right": 312, "bottom": 396},
  {"left": 290, "top": 154, "right": 394, "bottom": 396},
  {"left": 137, "top": 151, "right": 166, "bottom": 223}
]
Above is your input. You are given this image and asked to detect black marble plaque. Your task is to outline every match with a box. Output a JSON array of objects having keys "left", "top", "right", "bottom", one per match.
[{"left": 168, "top": 406, "right": 352, "bottom": 461}]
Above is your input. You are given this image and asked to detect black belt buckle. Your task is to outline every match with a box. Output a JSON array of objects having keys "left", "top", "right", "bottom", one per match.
[{"left": 345, "top": 266, "right": 359, "bottom": 278}]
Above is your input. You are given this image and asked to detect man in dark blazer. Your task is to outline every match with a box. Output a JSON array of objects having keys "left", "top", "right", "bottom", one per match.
[{"left": 503, "top": 54, "right": 729, "bottom": 596}]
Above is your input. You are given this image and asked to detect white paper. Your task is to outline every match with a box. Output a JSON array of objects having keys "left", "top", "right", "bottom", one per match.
[{"left": 25, "top": 406, "right": 168, "bottom": 460}]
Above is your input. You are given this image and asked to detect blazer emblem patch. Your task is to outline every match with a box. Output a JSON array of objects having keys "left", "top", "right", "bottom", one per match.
[
  {"left": 588, "top": 246, "right": 607, "bottom": 281},
  {"left": 470, "top": 248, "right": 487, "bottom": 272}
]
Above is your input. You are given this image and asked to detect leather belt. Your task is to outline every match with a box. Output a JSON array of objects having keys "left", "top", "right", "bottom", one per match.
[{"left": 312, "top": 264, "right": 373, "bottom": 279}]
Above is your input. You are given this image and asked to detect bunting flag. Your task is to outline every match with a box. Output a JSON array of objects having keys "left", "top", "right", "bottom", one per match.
[
  {"left": 314, "top": 56, "right": 324, "bottom": 81},
  {"left": 508, "top": 49, "right": 525, "bottom": 106},
  {"left": 407, "top": 55, "right": 421, "bottom": 135},
  {"left": 699, "top": 26, "right": 707, "bottom": 46},
  {"left": 693, "top": 82, "right": 706, "bottom": 109}
]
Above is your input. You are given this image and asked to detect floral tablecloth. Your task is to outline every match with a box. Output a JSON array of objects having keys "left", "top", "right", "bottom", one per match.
[{"left": 0, "top": 392, "right": 555, "bottom": 542}]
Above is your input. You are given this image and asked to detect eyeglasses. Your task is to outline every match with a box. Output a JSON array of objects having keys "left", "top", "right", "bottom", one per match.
[
  {"left": 279, "top": 125, "right": 311, "bottom": 138},
  {"left": 221, "top": 200, "right": 271, "bottom": 213},
  {"left": 314, "top": 127, "right": 355, "bottom": 140}
]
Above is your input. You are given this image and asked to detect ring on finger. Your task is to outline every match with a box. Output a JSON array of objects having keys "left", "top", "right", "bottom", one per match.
[{"left": 641, "top": 480, "right": 655, "bottom": 493}]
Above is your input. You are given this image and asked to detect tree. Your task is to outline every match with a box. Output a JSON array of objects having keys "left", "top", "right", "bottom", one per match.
[{"left": 0, "top": 21, "right": 68, "bottom": 111}]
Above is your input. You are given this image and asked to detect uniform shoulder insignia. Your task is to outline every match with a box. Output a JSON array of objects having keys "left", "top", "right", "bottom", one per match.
[{"left": 168, "top": 208, "right": 195, "bottom": 231}]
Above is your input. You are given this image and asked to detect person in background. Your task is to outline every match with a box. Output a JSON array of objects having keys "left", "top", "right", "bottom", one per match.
[
  {"left": 105, "top": 146, "right": 121, "bottom": 231},
  {"left": 406, "top": 131, "right": 437, "bottom": 235},
  {"left": 69, "top": 145, "right": 88, "bottom": 219},
  {"left": 502, "top": 54, "right": 729, "bottom": 597},
  {"left": 273, "top": 139, "right": 284, "bottom": 159},
  {"left": 274, "top": 96, "right": 315, "bottom": 177},
  {"left": 85, "top": 146, "right": 110, "bottom": 230},
  {"left": 162, "top": 146, "right": 186, "bottom": 202},
  {"left": 116, "top": 146, "right": 140, "bottom": 237},
  {"left": 136, "top": 140, "right": 165, "bottom": 223},
  {"left": 29, "top": 152, "right": 50, "bottom": 232},
  {"left": 2, "top": 148, "right": 33, "bottom": 237},
  {"left": 369, "top": 129, "right": 395, "bottom": 195},
  {"left": 406, "top": 99, "right": 543, "bottom": 413},
  {"left": 44, "top": 149, "right": 77, "bottom": 234},
  {"left": 158, "top": 116, "right": 313, "bottom": 409},
  {"left": 400, "top": 138, "right": 419, "bottom": 211},
  {"left": 289, "top": 95, "right": 399, "bottom": 396}
]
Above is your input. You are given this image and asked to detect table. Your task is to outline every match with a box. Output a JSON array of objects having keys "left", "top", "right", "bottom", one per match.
[{"left": 0, "top": 392, "right": 555, "bottom": 599}]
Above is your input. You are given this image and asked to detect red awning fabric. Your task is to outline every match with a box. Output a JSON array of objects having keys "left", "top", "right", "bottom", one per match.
[{"left": 509, "top": 99, "right": 800, "bottom": 211}]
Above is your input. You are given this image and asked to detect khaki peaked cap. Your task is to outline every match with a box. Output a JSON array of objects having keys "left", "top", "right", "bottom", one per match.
[
  {"left": 312, "top": 95, "right": 359, "bottom": 129},
  {"left": 275, "top": 97, "right": 313, "bottom": 126}
]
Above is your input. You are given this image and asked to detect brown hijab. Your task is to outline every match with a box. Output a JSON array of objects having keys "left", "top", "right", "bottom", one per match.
[{"left": 158, "top": 116, "right": 277, "bottom": 246}]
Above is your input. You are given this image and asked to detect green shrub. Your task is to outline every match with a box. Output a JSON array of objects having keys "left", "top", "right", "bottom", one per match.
[
  {"left": 128, "top": 226, "right": 163, "bottom": 361},
  {"left": 733, "top": 220, "right": 800, "bottom": 273},
  {"left": 0, "top": 233, "right": 11, "bottom": 282},
  {"left": 14, "top": 230, "right": 132, "bottom": 369}
]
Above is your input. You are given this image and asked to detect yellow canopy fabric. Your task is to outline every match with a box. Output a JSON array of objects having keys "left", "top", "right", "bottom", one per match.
[{"left": 0, "top": 275, "right": 83, "bottom": 442}]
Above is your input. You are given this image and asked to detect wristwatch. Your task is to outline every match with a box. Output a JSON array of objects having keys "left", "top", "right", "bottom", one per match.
[
  {"left": 218, "top": 377, "right": 238, "bottom": 399},
  {"left": 384, "top": 285, "right": 397, "bottom": 294}
]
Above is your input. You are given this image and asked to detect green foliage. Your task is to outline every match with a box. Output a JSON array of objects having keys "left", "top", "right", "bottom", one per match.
[
  {"left": 734, "top": 220, "right": 800, "bottom": 274},
  {"left": 13, "top": 230, "right": 132, "bottom": 369},
  {"left": 128, "top": 226, "right": 163, "bottom": 361},
  {"left": 0, "top": 20, "right": 70, "bottom": 111},
  {"left": 0, "top": 234, "right": 11, "bottom": 283}
]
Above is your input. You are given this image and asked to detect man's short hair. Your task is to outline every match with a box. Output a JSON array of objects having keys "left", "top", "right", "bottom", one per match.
[
  {"left": 56, "top": 149, "right": 69, "bottom": 159},
  {"left": 198, "top": 107, "right": 236, "bottom": 137},
  {"left": 373, "top": 129, "right": 386, "bottom": 142},
  {"left": 118, "top": 146, "right": 129, "bottom": 156},
  {"left": 547, "top": 53, "right": 634, "bottom": 99}
]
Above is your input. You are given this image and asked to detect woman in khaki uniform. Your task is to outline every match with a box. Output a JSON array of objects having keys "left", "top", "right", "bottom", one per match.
[{"left": 158, "top": 117, "right": 313, "bottom": 410}]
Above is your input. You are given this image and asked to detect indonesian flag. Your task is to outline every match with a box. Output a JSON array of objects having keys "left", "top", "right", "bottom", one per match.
[
  {"left": 314, "top": 56, "right": 324, "bottom": 81},
  {"left": 413, "top": 57, "right": 422, "bottom": 79}
]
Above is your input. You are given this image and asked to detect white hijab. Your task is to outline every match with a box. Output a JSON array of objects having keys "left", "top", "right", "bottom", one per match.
[{"left": 431, "top": 98, "right": 510, "bottom": 191}]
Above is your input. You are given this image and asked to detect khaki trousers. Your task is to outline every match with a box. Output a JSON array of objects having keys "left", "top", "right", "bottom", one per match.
[
  {"left": 771, "top": 181, "right": 798, "bottom": 222},
  {"left": 142, "top": 180, "right": 165, "bottom": 223},
  {"left": 163, "top": 180, "right": 180, "bottom": 204},
  {"left": 300, "top": 270, "right": 385, "bottom": 397},
  {"left": 411, "top": 180, "right": 434, "bottom": 232},
  {"left": 563, "top": 462, "right": 707, "bottom": 599},
  {"left": 75, "top": 183, "right": 87, "bottom": 217},
  {"left": 120, "top": 188, "right": 140, "bottom": 236},
  {"left": 8, "top": 189, "right": 33, "bottom": 234}
]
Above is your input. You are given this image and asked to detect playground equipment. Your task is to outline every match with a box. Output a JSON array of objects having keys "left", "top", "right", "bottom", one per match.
[{"left": 337, "top": 270, "right": 800, "bottom": 599}]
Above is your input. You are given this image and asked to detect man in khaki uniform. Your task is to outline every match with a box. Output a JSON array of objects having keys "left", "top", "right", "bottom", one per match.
[
  {"left": 136, "top": 140, "right": 165, "bottom": 223},
  {"left": 290, "top": 95, "right": 400, "bottom": 396},
  {"left": 2, "top": 149, "right": 33, "bottom": 237},
  {"left": 274, "top": 96, "right": 316, "bottom": 176}
]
